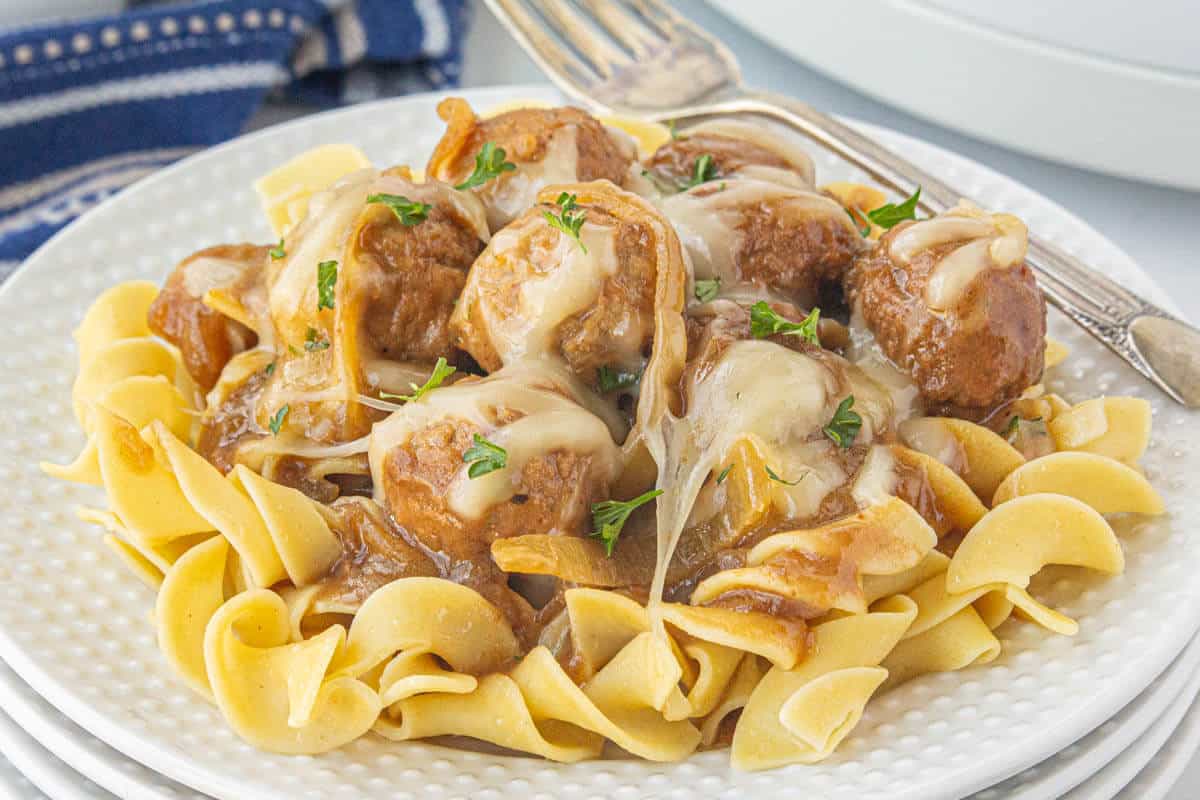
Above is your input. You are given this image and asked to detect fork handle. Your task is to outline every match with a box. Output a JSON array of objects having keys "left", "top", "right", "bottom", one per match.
[{"left": 691, "top": 90, "right": 1200, "bottom": 407}]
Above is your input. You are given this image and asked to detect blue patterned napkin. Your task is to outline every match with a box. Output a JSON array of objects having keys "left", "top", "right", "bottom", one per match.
[{"left": 0, "top": 0, "right": 471, "bottom": 273}]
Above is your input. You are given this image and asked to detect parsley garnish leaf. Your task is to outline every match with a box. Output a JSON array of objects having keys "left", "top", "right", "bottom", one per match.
[
  {"left": 463, "top": 434, "right": 507, "bottom": 479},
  {"left": 269, "top": 239, "right": 286, "bottom": 260},
  {"left": 317, "top": 260, "right": 337, "bottom": 311},
  {"left": 367, "top": 193, "right": 432, "bottom": 226},
  {"left": 823, "top": 396, "right": 863, "bottom": 449},
  {"left": 597, "top": 365, "right": 641, "bottom": 394},
  {"left": 748, "top": 301, "right": 820, "bottom": 345},
  {"left": 867, "top": 187, "right": 921, "bottom": 229},
  {"left": 765, "top": 465, "right": 805, "bottom": 486},
  {"left": 455, "top": 142, "right": 517, "bottom": 190},
  {"left": 268, "top": 405, "right": 289, "bottom": 436},
  {"left": 590, "top": 489, "right": 663, "bottom": 557},
  {"left": 264, "top": 361, "right": 276, "bottom": 376},
  {"left": 715, "top": 464, "right": 733, "bottom": 485},
  {"left": 683, "top": 153, "right": 719, "bottom": 189},
  {"left": 379, "top": 357, "right": 456, "bottom": 403},
  {"left": 304, "top": 326, "right": 330, "bottom": 352},
  {"left": 1003, "top": 414, "right": 1020, "bottom": 442},
  {"left": 694, "top": 278, "right": 720, "bottom": 303},
  {"left": 543, "top": 192, "right": 587, "bottom": 253}
]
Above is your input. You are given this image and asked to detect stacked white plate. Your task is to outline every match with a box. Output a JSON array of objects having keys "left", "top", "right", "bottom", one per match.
[{"left": 1, "top": 85, "right": 1198, "bottom": 800}]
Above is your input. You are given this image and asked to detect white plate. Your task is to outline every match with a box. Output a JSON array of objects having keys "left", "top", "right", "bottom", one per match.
[
  {"left": 2, "top": 626, "right": 1199, "bottom": 800},
  {"left": 0, "top": 655, "right": 205, "bottom": 800},
  {"left": 1, "top": 84, "right": 1198, "bottom": 800},
  {"left": 0, "top": 747, "right": 47, "bottom": 800},
  {"left": 972, "top": 631, "right": 1200, "bottom": 800},
  {"left": 703, "top": 0, "right": 1200, "bottom": 190},
  {"left": 1060, "top": 666, "right": 1200, "bottom": 800},
  {"left": 0, "top": 707, "right": 113, "bottom": 800},
  {"left": 1129, "top": 676, "right": 1200, "bottom": 800}
]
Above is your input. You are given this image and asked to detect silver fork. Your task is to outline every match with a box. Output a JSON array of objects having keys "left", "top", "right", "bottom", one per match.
[{"left": 485, "top": 0, "right": 1200, "bottom": 408}]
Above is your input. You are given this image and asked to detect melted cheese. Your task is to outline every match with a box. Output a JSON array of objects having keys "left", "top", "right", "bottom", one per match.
[
  {"left": 268, "top": 168, "right": 377, "bottom": 348},
  {"left": 846, "top": 308, "right": 923, "bottom": 424},
  {"left": 851, "top": 445, "right": 898, "bottom": 507},
  {"left": 474, "top": 216, "right": 623, "bottom": 364},
  {"left": 182, "top": 257, "right": 251, "bottom": 298},
  {"left": 644, "top": 340, "right": 895, "bottom": 621},
  {"left": 889, "top": 202, "right": 1029, "bottom": 311},
  {"left": 687, "top": 119, "right": 816, "bottom": 186},
  {"left": 479, "top": 127, "right": 580, "bottom": 229},
  {"left": 367, "top": 361, "right": 622, "bottom": 521},
  {"left": 660, "top": 178, "right": 844, "bottom": 284}
]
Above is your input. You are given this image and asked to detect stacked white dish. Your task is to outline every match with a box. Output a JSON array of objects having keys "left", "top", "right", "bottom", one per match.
[{"left": 0, "top": 85, "right": 1197, "bottom": 799}]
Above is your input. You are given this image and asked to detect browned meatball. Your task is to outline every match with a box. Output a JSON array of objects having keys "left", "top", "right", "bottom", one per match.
[
  {"left": 148, "top": 243, "right": 263, "bottom": 392},
  {"left": 643, "top": 120, "right": 816, "bottom": 190},
  {"left": 451, "top": 180, "right": 687, "bottom": 398},
  {"left": 847, "top": 203, "right": 1046, "bottom": 417},
  {"left": 426, "top": 98, "right": 637, "bottom": 229},
  {"left": 367, "top": 364, "right": 624, "bottom": 642},
  {"left": 346, "top": 176, "right": 487, "bottom": 365}
]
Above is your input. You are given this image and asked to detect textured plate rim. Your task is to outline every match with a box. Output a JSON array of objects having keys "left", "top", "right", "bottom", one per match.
[{"left": 0, "top": 84, "right": 1195, "bottom": 800}]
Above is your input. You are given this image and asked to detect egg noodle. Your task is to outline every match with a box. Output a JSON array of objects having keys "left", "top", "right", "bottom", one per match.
[{"left": 41, "top": 104, "right": 1164, "bottom": 770}]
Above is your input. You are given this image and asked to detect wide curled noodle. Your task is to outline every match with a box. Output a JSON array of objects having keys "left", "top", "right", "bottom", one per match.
[{"left": 42, "top": 281, "right": 195, "bottom": 485}]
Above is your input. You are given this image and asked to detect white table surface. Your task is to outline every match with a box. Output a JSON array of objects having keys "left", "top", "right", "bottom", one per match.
[{"left": 455, "top": 2, "right": 1200, "bottom": 797}]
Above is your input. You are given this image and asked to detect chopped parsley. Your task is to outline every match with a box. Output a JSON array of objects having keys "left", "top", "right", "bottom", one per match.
[
  {"left": 639, "top": 168, "right": 682, "bottom": 195},
  {"left": 694, "top": 278, "right": 721, "bottom": 303},
  {"left": 304, "top": 326, "right": 330, "bottom": 352},
  {"left": 1004, "top": 414, "right": 1043, "bottom": 444},
  {"left": 848, "top": 207, "right": 872, "bottom": 237},
  {"left": 765, "top": 465, "right": 805, "bottom": 486},
  {"left": 867, "top": 187, "right": 922, "bottom": 229},
  {"left": 667, "top": 119, "right": 680, "bottom": 140},
  {"left": 597, "top": 365, "right": 641, "bottom": 394},
  {"left": 543, "top": 192, "right": 587, "bottom": 253},
  {"left": 823, "top": 396, "right": 863, "bottom": 449},
  {"left": 1003, "top": 414, "right": 1020, "bottom": 442},
  {"left": 749, "top": 301, "right": 821, "bottom": 345},
  {"left": 590, "top": 489, "right": 663, "bottom": 557},
  {"left": 367, "top": 193, "right": 432, "bottom": 226},
  {"left": 316, "top": 259, "right": 337, "bottom": 311},
  {"left": 455, "top": 141, "right": 516, "bottom": 190},
  {"left": 463, "top": 434, "right": 507, "bottom": 479},
  {"left": 264, "top": 361, "right": 276, "bottom": 376},
  {"left": 380, "top": 357, "right": 456, "bottom": 403},
  {"left": 683, "top": 153, "right": 719, "bottom": 189},
  {"left": 269, "top": 239, "right": 286, "bottom": 260},
  {"left": 267, "top": 404, "right": 289, "bottom": 436},
  {"left": 715, "top": 464, "right": 733, "bottom": 485}
]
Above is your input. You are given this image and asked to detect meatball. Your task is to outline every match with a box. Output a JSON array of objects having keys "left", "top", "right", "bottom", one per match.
[
  {"left": 451, "top": 180, "right": 687, "bottom": 400},
  {"left": 846, "top": 201, "right": 1046, "bottom": 417},
  {"left": 643, "top": 119, "right": 816, "bottom": 190},
  {"left": 344, "top": 173, "right": 488, "bottom": 366},
  {"left": 197, "top": 172, "right": 489, "bottom": 475},
  {"left": 645, "top": 123, "right": 863, "bottom": 310},
  {"left": 426, "top": 98, "right": 637, "bottom": 230},
  {"left": 148, "top": 243, "right": 263, "bottom": 392},
  {"left": 366, "top": 363, "right": 624, "bottom": 641},
  {"left": 663, "top": 300, "right": 898, "bottom": 597}
]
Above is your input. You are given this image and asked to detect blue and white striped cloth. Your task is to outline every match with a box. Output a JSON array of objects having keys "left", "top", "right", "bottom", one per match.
[{"left": 0, "top": 0, "right": 471, "bottom": 275}]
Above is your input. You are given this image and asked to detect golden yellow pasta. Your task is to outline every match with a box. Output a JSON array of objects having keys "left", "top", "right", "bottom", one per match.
[
  {"left": 44, "top": 105, "right": 1168, "bottom": 771},
  {"left": 1047, "top": 396, "right": 1153, "bottom": 463},
  {"left": 947, "top": 494, "right": 1124, "bottom": 594},
  {"left": 991, "top": 450, "right": 1164, "bottom": 513}
]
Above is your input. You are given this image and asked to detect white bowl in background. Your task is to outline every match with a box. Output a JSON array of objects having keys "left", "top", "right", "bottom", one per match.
[{"left": 706, "top": 0, "right": 1200, "bottom": 190}]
